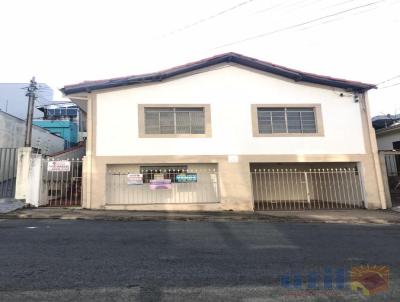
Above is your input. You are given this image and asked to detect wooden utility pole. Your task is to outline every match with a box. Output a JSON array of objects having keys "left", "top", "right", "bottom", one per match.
[{"left": 24, "top": 77, "right": 38, "bottom": 147}]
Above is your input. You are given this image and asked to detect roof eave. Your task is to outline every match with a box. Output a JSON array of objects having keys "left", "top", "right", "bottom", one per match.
[{"left": 61, "top": 53, "right": 376, "bottom": 95}]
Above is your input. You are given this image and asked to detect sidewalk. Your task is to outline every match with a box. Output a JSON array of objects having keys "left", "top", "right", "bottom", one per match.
[
  {"left": 0, "top": 198, "right": 24, "bottom": 214},
  {"left": 1, "top": 207, "right": 400, "bottom": 225}
]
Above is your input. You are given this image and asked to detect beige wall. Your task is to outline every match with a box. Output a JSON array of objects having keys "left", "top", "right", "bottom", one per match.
[{"left": 82, "top": 153, "right": 384, "bottom": 211}]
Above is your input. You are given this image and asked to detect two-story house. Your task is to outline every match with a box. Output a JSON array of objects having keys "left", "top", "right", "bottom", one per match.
[{"left": 61, "top": 53, "right": 387, "bottom": 211}]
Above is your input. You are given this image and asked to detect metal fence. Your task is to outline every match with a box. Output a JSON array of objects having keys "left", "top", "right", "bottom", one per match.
[
  {"left": 106, "top": 169, "right": 219, "bottom": 205},
  {"left": 40, "top": 158, "right": 83, "bottom": 207},
  {"left": 382, "top": 152, "right": 400, "bottom": 205},
  {"left": 384, "top": 153, "right": 400, "bottom": 177},
  {"left": 0, "top": 148, "right": 18, "bottom": 198},
  {"left": 251, "top": 168, "right": 364, "bottom": 210}
]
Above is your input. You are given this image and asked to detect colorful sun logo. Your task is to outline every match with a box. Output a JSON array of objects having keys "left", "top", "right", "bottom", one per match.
[{"left": 350, "top": 265, "right": 389, "bottom": 296}]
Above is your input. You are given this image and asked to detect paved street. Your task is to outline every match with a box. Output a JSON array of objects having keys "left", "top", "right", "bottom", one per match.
[{"left": 0, "top": 219, "right": 399, "bottom": 301}]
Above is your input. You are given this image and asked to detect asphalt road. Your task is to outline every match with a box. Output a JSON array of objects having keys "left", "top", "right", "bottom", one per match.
[{"left": 0, "top": 219, "right": 399, "bottom": 302}]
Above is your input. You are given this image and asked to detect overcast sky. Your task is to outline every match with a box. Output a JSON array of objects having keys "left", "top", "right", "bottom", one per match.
[{"left": 0, "top": 0, "right": 399, "bottom": 116}]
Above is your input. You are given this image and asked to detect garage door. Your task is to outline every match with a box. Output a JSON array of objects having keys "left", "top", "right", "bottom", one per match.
[{"left": 251, "top": 163, "right": 364, "bottom": 210}]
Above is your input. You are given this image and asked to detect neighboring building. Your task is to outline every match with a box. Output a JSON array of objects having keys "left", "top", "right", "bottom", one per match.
[
  {"left": 32, "top": 120, "right": 77, "bottom": 149},
  {"left": 372, "top": 114, "right": 400, "bottom": 151},
  {"left": 374, "top": 122, "right": 400, "bottom": 151},
  {"left": 373, "top": 115, "right": 400, "bottom": 207},
  {"left": 33, "top": 102, "right": 86, "bottom": 148},
  {"left": 372, "top": 114, "right": 400, "bottom": 130},
  {"left": 0, "top": 83, "right": 53, "bottom": 120},
  {"left": 0, "top": 110, "right": 64, "bottom": 154},
  {"left": 61, "top": 52, "right": 387, "bottom": 211}
]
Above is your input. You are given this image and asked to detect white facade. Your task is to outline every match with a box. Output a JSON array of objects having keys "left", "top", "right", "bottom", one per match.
[
  {"left": 96, "top": 64, "right": 365, "bottom": 156},
  {"left": 0, "top": 111, "right": 64, "bottom": 154},
  {"left": 64, "top": 59, "right": 388, "bottom": 211}
]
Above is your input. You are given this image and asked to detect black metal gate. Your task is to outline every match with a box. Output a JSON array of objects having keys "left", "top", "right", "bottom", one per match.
[
  {"left": 382, "top": 151, "right": 400, "bottom": 206},
  {"left": 41, "top": 158, "right": 83, "bottom": 207}
]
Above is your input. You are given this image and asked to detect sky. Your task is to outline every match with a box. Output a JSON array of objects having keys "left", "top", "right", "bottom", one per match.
[{"left": 0, "top": 0, "right": 399, "bottom": 116}]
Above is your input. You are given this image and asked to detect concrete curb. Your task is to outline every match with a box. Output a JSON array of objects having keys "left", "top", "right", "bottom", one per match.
[{"left": 1, "top": 208, "right": 400, "bottom": 225}]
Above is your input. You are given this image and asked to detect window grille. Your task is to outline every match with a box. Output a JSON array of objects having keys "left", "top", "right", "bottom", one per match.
[
  {"left": 257, "top": 107, "right": 317, "bottom": 134},
  {"left": 144, "top": 107, "right": 205, "bottom": 134}
]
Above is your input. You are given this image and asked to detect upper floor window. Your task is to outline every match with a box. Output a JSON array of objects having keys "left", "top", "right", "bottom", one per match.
[
  {"left": 139, "top": 105, "right": 211, "bottom": 138},
  {"left": 252, "top": 104, "right": 323, "bottom": 137}
]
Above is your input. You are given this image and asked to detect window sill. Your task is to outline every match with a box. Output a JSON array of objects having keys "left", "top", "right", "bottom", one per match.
[
  {"left": 139, "top": 133, "right": 211, "bottom": 138},
  {"left": 253, "top": 132, "right": 324, "bottom": 137}
]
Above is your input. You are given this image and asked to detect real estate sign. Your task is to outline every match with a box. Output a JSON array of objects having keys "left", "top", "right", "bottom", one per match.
[
  {"left": 127, "top": 173, "right": 143, "bottom": 185},
  {"left": 149, "top": 179, "right": 172, "bottom": 190},
  {"left": 176, "top": 173, "right": 197, "bottom": 183},
  {"left": 47, "top": 160, "right": 71, "bottom": 172}
]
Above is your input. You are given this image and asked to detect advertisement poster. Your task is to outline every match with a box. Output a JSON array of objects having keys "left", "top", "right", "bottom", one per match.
[
  {"left": 149, "top": 179, "right": 172, "bottom": 190},
  {"left": 127, "top": 174, "right": 143, "bottom": 185}
]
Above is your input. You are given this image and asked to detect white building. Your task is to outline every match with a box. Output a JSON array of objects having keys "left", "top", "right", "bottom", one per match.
[{"left": 62, "top": 53, "right": 387, "bottom": 211}]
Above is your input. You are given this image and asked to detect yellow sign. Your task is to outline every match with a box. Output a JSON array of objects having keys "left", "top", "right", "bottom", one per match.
[{"left": 350, "top": 265, "right": 389, "bottom": 296}]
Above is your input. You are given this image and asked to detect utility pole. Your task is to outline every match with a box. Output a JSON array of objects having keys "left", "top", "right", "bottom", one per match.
[{"left": 24, "top": 77, "right": 38, "bottom": 147}]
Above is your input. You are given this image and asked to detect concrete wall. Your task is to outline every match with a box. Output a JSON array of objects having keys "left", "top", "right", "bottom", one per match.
[
  {"left": 0, "top": 111, "right": 64, "bottom": 154},
  {"left": 96, "top": 64, "right": 365, "bottom": 156}
]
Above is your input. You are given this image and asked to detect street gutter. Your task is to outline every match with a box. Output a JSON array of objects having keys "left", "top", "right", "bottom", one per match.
[{"left": 1, "top": 208, "right": 400, "bottom": 225}]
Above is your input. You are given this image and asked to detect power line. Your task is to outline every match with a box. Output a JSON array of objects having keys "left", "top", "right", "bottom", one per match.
[
  {"left": 379, "top": 82, "right": 400, "bottom": 89},
  {"left": 377, "top": 74, "right": 400, "bottom": 85},
  {"left": 213, "top": 0, "right": 387, "bottom": 49},
  {"left": 161, "top": 0, "right": 258, "bottom": 37}
]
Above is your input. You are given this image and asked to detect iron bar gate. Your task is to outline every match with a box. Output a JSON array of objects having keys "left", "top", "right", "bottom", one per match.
[
  {"left": 41, "top": 158, "right": 83, "bottom": 207},
  {"left": 0, "top": 148, "right": 18, "bottom": 198},
  {"left": 106, "top": 168, "right": 219, "bottom": 205},
  {"left": 251, "top": 168, "right": 364, "bottom": 210},
  {"left": 382, "top": 151, "right": 400, "bottom": 206}
]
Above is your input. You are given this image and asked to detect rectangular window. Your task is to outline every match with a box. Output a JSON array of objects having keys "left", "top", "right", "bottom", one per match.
[
  {"left": 257, "top": 107, "right": 317, "bottom": 134},
  {"left": 140, "top": 105, "right": 210, "bottom": 137}
]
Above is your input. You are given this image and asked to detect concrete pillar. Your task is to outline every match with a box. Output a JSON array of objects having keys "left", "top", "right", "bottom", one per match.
[
  {"left": 82, "top": 155, "right": 90, "bottom": 209},
  {"left": 219, "top": 158, "right": 253, "bottom": 211},
  {"left": 358, "top": 158, "right": 387, "bottom": 209},
  {"left": 14, "top": 147, "right": 33, "bottom": 200},
  {"left": 379, "top": 152, "right": 392, "bottom": 208},
  {"left": 26, "top": 155, "right": 45, "bottom": 207},
  {"left": 14, "top": 147, "right": 45, "bottom": 207}
]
